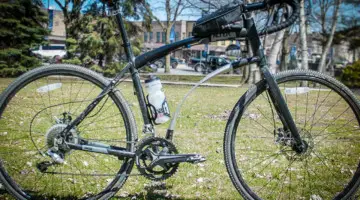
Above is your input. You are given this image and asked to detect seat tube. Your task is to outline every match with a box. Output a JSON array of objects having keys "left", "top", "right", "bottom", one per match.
[
  {"left": 113, "top": 4, "right": 152, "bottom": 128},
  {"left": 245, "top": 17, "right": 304, "bottom": 149}
]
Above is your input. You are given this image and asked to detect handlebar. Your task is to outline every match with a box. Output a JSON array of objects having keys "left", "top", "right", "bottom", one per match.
[{"left": 243, "top": 0, "right": 300, "bottom": 35}]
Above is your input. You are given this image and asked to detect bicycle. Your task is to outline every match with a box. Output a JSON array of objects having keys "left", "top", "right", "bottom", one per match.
[{"left": 0, "top": 0, "right": 359, "bottom": 199}]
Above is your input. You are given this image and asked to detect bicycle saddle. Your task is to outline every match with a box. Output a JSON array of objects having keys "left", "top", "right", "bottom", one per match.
[{"left": 192, "top": 1, "right": 244, "bottom": 37}]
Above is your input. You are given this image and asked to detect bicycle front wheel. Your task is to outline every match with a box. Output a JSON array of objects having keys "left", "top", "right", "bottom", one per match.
[
  {"left": 224, "top": 70, "right": 360, "bottom": 199},
  {"left": 0, "top": 64, "right": 137, "bottom": 199}
]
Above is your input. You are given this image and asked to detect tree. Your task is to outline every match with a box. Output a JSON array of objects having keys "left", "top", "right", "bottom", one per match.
[
  {"left": 268, "top": 29, "right": 285, "bottom": 73},
  {"left": 334, "top": 1, "right": 360, "bottom": 62},
  {"left": 142, "top": 0, "right": 190, "bottom": 73},
  {"left": 299, "top": 0, "right": 308, "bottom": 70},
  {"left": 53, "top": 0, "right": 147, "bottom": 75},
  {"left": 54, "top": 0, "right": 87, "bottom": 58},
  {"left": 0, "top": 0, "right": 49, "bottom": 77},
  {"left": 78, "top": 1, "right": 144, "bottom": 69},
  {"left": 334, "top": 25, "right": 360, "bottom": 62},
  {"left": 341, "top": 60, "right": 360, "bottom": 87},
  {"left": 280, "top": 27, "right": 291, "bottom": 71},
  {"left": 317, "top": 0, "right": 342, "bottom": 72}
]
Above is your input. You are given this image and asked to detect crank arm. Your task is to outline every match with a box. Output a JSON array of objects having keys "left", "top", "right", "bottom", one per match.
[{"left": 149, "top": 154, "right": 206, "bottom": 168}]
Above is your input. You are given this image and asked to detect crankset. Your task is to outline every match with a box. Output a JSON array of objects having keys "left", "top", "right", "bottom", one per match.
[{"left": 135, "top": 137, "right": 206, "bottom": 181}]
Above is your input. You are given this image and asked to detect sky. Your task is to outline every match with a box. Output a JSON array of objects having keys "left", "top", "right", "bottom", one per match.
[
  {"left": 43, "top": 0, "right": 360, "bottom": 24},
  {"left": 42, "top": 0, "right": 201, "bottom": 21}
]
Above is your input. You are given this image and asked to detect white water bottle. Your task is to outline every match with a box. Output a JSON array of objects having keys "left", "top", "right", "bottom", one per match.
[{"left": 145, "top": 76, "right": 170, "bottom": 124}]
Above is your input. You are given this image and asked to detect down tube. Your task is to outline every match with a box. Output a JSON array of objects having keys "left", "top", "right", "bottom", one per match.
[{"left": 165, "top": 57, "right": 260, "bottom": 140}]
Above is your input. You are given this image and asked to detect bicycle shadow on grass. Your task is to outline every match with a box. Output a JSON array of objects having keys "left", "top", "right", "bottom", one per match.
[
  {"left": 113, "top": 182, "right": 197, "bottom": 200},
  {"left": 0, "top": 182, "right": 193, "bottom": 200}
]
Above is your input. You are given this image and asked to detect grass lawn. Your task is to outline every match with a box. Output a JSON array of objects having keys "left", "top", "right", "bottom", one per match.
[{"left": 0, "top": 76, "right": 359, "bottom": 199}]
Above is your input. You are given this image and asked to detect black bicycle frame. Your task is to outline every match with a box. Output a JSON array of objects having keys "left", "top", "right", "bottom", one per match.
[{"left": 62, "top": 1, "right": 305, "bottom": 157}]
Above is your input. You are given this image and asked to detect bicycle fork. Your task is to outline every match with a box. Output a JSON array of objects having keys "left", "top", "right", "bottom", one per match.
[{"left": 246, "top": 18, "right": 307, "bottom": 153}]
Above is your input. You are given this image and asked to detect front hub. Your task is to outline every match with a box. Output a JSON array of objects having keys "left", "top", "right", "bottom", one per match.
[
  {"left": 293, "top": 139, "right": 309, "bottom": 154},
  {"left": 275, "top": 128, "right": 314, "bottom": 161}
]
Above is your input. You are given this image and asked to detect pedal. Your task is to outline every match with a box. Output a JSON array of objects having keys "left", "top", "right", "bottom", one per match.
[
  {"left": 186, "top": 154, "right": 206, "bottom": 164},
  {"left": 36, "top": 161, "right": 55, "bottom": 172}
]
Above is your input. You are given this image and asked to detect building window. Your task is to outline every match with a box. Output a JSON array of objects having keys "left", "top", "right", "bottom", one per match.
[
  {"left": 149, "top": 32, "right": 153, "bottom": 42},
  {"left": 162, "top": 32, "right": 166, "bottom": 43},
  {"left": 188, "top": 32, "right": 192, "bottom": 37},
  {"left": 156, "top": 32, "right": 160, "bottom": 43},
  {"left": 222, "top": 40, "right": 225, "bottom": 45},
  {"left": 144, "top": 32, "right": 148, "bottom": 42},
  {"left": 182, "top": 32, "right": 186, "bottom": 39},
  {"left": 175, "top": 32, "right": 179, "bottom": 41}
]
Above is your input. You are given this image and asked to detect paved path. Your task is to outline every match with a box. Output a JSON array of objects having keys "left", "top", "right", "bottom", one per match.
[
  {"left": 153, "top": 64, "right": 200, "bottom": 75},
  {"left": 123, "top": 79, "right": 241, "bottom": 88}
]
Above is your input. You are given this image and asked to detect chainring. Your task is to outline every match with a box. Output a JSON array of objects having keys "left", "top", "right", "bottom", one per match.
[{"left": 135, "top": 137, "right": 179, "bottom": 181}]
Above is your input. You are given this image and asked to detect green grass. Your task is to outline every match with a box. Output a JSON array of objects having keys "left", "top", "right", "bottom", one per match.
[{"left": 0, "top": 77, "right": 359, "bottom": 200}]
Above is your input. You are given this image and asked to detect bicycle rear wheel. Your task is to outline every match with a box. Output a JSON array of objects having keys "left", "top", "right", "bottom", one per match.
[
  {"left": 224, "top": 70, "right": 360, "bottom": 199},
  {"left": 0, "top": 64, "right": 137, "bottom": 199}
]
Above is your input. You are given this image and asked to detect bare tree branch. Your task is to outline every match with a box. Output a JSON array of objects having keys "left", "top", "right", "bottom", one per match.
[
  {"left": 142, "top": 1, "right": 165, "bottom": 29},
  {"left": 171, "top": 0, "right": 182, "bottom": 23}
]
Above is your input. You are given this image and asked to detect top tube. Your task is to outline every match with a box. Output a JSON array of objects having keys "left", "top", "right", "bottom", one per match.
[{"left": 134, "top": 37, "right": 202, "bottom": 70}]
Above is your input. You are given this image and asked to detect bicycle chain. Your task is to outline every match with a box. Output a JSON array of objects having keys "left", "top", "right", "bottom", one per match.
[
  {"left": 40, "top": 137, "right": 179, "bottom": 180},
  {"left": 42, "top": 171, "right": 143, "bottom": 177}
]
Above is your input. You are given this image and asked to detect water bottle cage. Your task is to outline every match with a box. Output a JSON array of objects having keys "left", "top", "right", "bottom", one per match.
[
  {"left": 147, "top": 103, "right": 159, "bottom": 125},
  {"left": 146, "top": 95, "right": 159, "bottom": 125}
]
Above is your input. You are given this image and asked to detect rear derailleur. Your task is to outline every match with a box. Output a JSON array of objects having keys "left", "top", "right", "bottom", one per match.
[{"left": 37, "top": 112, "right": 78, "bottom": 172}]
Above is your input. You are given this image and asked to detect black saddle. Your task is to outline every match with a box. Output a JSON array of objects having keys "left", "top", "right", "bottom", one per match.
[{"left": 192, "top": 1, "right": 244, "bottom": 37}]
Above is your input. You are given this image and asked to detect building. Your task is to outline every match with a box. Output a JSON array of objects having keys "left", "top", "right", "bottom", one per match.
[
  {"left": 43, "top": 10, "right": 359, "bottom": 66},
  {"left": 47, "top": 9, "right": 66, "bottom": 47}
]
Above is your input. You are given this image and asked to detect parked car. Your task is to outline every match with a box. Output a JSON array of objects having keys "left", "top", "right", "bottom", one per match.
[
  {"left": 153, "top": 56, "right": 182, "bottom": 69},
  {"left": 189, "top": 56, "right": 230, "bottom": 74},
  {"left": 188, "top": 57, "right": 206, "bottom": 72},
  {"left": 31, "top": 45, "right": 67, "bottom": 63}
]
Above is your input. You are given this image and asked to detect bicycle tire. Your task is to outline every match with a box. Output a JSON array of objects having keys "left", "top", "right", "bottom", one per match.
[
  {"left": 0, "top": 64, "right": 137, "bottom": 199},
  {"left": 224, "top": 70, "right": 360, "bottom": 199}
]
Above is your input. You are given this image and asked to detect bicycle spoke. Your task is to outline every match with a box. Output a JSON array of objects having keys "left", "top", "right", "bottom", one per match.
[
  {"left": 230, "top": 75, "right": 360, "bottom": 199},
  {"left": 34, "top": 80, "right": 53, "bottom": 124},
  {"left": 247, "top": 154, "right": 281, "bottom": 185},
  {"left": 308, "top": 86, "right": 331, "bottom": 133},
  {"left": 0, "top": 71, "right": 133, "bottom": 199}
]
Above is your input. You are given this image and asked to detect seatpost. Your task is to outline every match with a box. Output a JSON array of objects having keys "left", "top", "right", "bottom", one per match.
[
  {"left": 113, "top": 3, "right": 135, "bottom": 65},
  {"left": 244, "top": 17, "right": 306, "bottom": 153},
  {"left": 112, "top": 3, "right": 154, "bottom": 132}
]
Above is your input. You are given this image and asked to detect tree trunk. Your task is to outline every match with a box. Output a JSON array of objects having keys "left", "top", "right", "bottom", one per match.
[
  {"left": 248, "top": 46, "right": 260, "bottom": 83},
  {"left": 165, "top": 27, "right": 171, "bottom": 73},
  {"left": 280, "top": 28, "right": 290, "bottom": 71},
  {"left": 318, "top": 0, "right": 342, "bottom": 73},
  {"left": 98, "top": 54, "right": 104, "bottom": 68},
  {"left": 241, "top": 65, "right": 250, "bottom": 84},
  {"left": 268, "top": 29, "right": 285, "bottom": 74},
  {"left": 353, "top": 49, "right": 356, "bottom": 62},
  {"left": 299, "top": 0, "right": 308, "bottom": 70}
]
